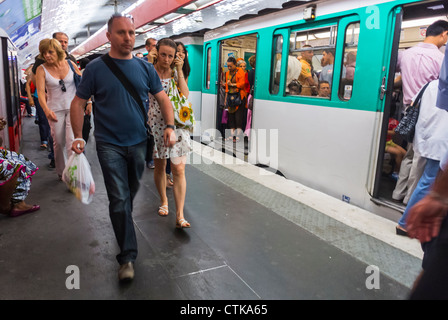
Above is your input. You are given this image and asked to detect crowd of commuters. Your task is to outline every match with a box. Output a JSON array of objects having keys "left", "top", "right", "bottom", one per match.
[
  {"left": 3, "top": 11, "right": 448, "bottom": 297},
  {"left": 1, "top": 14, "right": 195, "bottom": 282}
]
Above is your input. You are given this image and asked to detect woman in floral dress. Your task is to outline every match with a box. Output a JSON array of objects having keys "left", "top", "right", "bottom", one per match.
[
  {"left": 0, "top": 118, "right": 40, "bottom": 217},
  {"left": 148, "top": 38, "right": 192, "bottom": 228}
]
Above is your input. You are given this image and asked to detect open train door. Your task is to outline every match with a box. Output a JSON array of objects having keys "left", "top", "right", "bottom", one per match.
[
  {"left": 200, "top": 42, "right": 219, "bottom": 144},
  {"left": 370, "top": 5, "right": 403, "bottom": 205},
  {"left": 370, "top": 0, "right": 447, "bottom": 211}
]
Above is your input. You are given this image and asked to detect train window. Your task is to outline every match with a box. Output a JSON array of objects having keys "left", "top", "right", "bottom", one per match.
[
  {"left": 270, "top": 35, "right": 283, "bottom": 95},
  {"left": 287, "top": 25, "right": 337, "bottom": 98},
  {"left": 206, "top": 47, "right": 211, "bottom": 89},
  {"left": 338, "top": 22, "right": 359, "bottom": 101}
]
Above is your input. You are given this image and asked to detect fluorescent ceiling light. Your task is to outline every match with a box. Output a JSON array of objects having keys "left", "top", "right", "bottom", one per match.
[
  {"left": 427, "top": 5, "right": 445, "bottom": 10},
  {"left": 402, "top": 16, "right": 447, "bottom": 29}
]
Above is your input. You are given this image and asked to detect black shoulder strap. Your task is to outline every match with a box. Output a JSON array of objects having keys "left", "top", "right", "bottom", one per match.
[
  {"left": 412, "top": 82, "right": 431, "bottom": 108},
  {"left": 101, "top": 54, "right": 147, "bottom": 122}
]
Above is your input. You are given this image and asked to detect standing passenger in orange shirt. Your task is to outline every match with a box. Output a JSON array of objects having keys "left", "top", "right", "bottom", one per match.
[{"left": 225, "top": 57, "right": 246, "bottom": 142}]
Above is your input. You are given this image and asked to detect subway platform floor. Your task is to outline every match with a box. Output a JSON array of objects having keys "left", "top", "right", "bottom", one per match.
[{"left": 0, "top": 117, "right": 423, "bottom": 300}]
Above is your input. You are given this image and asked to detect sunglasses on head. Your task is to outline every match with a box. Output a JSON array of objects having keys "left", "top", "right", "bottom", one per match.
[{"left": 59, "top": 79, "right": 66, "bottom": 92}]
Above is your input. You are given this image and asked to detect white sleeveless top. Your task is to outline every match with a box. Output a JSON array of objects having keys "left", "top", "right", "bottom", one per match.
[{"left": 41, "top": 61, "right": 76, "bottom": 112}]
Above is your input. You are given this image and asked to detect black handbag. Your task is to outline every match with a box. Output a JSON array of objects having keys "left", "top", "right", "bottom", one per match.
[
  {"left": 226, "top": 92, "right": 241, "bottom": 110},
  {"left": 226, "top": 72, "right": 241, "bottom": 113},
  {"left": 394, "top": 82, "right": 430, "bottom": 142}
]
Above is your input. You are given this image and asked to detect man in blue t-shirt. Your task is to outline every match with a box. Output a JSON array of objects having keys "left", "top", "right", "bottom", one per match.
[{"left": 70, "top": 13, "right": 176, "bottom": 282}]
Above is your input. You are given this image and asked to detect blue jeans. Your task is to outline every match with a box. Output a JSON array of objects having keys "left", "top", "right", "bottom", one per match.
[
  {"left": 96, "top": 140, "right": 146, "bottom": 265},
  {"left": 399, "top": 158, "right": 441, "bottom": 229},
  {"left": 33, "top": 97, "right": 51, "bottom": 145}
]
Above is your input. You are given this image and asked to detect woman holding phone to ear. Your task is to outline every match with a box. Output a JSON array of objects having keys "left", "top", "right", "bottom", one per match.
[
  {"left": 148, "top": 38, "right": 192, "bottom": 229},
  {"left": 165, "top": 41, "right": 192, "bottom": 188}
]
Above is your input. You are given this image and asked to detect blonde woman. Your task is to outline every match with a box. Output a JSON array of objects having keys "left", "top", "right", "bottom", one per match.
[
  {"left": 148, "top": 38, "right": 192, "bottom": 228},
  {"left": 36, "top": 38, "right": 82, "bottom": 179}
]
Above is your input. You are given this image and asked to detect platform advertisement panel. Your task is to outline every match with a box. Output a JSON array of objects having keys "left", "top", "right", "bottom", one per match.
[{"left": 0, "top": 0, "right": 41, "bottom": 36}]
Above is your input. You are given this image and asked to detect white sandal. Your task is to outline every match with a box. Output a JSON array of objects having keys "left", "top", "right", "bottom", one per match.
[
  {"left": 176, "top": 218, "right": 190, "bottom": 229},
  {"left": 158, "top": 205, "right": 168, "bottom": 216}
]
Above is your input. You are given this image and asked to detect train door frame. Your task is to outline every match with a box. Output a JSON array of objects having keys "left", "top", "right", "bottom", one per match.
[
  {"left": 216, "top": 40, "right": 225, "bottom": 138},
  {"left": 215, "top": 34, "right": 258, "bottom": 141},
  {"left": 371, "top": 5, "right": 404, "bottom": 203}
]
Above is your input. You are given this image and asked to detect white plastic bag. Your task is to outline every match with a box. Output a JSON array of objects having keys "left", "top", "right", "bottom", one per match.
[{"left": 62, "top": 153, "right": 95, "bottom": 204}]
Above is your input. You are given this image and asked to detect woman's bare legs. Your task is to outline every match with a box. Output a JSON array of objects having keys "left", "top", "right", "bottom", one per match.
[
  {"left": 154, "top": 158, "right": 168, "bottom": 215},
  {"left": 170, "top": 156, "right": 190, "bottom": 227}
]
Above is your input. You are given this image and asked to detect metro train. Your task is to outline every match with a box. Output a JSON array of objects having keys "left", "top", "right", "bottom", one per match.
[
  {"left": 172, "top": 0, "right": 447, "bottom": 217},
  {"left": 1, "top": 0, "right": 447, "bottom": 220}
]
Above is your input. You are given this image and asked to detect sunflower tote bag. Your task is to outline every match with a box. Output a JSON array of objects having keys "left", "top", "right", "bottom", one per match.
[{"left": 168, "top": 76, "right": 195, "bottom": 132}]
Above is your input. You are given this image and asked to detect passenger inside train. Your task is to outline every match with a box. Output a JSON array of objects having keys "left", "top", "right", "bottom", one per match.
[
  {"left": 280, "top": 25, "right": 357, "bottom": 99},
  {"left": 217, "top": 38, "right": 256, "bottom": 145},
  {"left": 378, "top": 19, "right": 448, "bottom": 216}
]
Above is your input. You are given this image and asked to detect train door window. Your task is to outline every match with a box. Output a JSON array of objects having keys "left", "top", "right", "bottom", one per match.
[
  {"left": 338, "top": 22, "right": 359, "bottom": 101},
  {"left": 205, "top": 46, "right": 211, "bottom": 89},
  {"left": 288, "top": 25, "right": 337, "bottom": 98},
  {"left": 270, "top": 35, "right": 283, "bottom": 95}
]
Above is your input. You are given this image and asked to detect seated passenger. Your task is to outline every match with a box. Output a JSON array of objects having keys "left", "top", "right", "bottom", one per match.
[
  {"left": 385, "top": 116, "right": 406, "bottom": 181},
  {"left": 0, "top": 118, "right": 40, "bottom": 217},
  {"left": 317, "top": 81, "right": 331, "bottom": 98},
  {"left": 299, "top": 45, "right": 317, "bottom": 96}
]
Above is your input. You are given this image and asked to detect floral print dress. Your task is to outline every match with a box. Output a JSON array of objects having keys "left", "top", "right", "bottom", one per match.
[
  {"left": 148, "top": 72, "right": 192, "bottom": 159},
  {"left": 0, "top": 149, "right": 38, "bottom": 203}
]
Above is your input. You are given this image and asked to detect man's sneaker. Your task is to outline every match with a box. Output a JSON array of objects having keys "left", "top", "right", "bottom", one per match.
[
  {"left": 118, "top": 262, "right": 134, "bottom": 282},
  {"left": 48, "top": 159, "right": 55, "bottom": 169}
]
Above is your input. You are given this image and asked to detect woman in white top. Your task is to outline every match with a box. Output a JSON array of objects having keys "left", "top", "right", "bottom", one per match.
[
  {"left": 148, "top": 38, "right": 192, "bottom": 228},
  {"left": 36, "top": 38, "right": 82, "bottom": 179}
]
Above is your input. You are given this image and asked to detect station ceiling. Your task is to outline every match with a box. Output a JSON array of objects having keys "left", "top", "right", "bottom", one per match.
[{"left": 0, "top": 0, "right": 315, "bottom": 66}]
